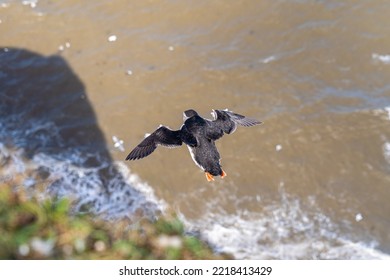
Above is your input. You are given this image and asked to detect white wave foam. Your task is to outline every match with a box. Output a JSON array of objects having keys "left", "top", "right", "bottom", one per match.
[
  {"left": 260, "top": 55, "right": 277, "bottom": 64},
  {"left": 3, "top": 144, "right": 389, "bottom": 259},
  {"left": 383, "top": 142, "right": 390, "bottom": 165},
  {"left": 373, "top": 107, "right": 390, "bottom": 165},
  {"left": 385, "top": 107, "right": 390, "bottom": 120},
  {"left": 372, "top": 53, "right": 390, "bottom": 65},
  {"left": 197, "top": 214, "right": 389, "bottom": 259},
  {"left": 0, "top": 145, "right": 166, "bottom": 221},
  {"left": 22, "top": 0, "right": 38, "bottom": 8},
  {"left": 185, "top": 188, "right": 389, "bottom": 260}
]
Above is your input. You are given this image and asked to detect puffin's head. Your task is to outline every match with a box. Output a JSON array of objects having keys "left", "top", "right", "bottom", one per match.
[{"left": 183, "top": 109, "right": 199, "bottom": 121}]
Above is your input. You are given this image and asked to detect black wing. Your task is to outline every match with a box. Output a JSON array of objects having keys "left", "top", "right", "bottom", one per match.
[
  {"left": 206, "top": 109, "right": 262, "bottom": 140},
  {"left": 180, "top": 124, "right": 198, "bottom": 147},
  {"left": 125, "top": 126, "right": 182, "bottom": 160}
]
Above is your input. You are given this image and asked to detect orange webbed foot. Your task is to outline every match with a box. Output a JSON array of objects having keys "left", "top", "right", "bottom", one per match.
[
  {"left": 205, "top": 172, "right": 214, "bottom": 182},
  {"left": 221, "top": 170, "right": 227, "bottom": 178}
]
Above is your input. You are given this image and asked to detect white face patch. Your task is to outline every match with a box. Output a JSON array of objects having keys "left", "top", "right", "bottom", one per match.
[
  {"left": 211, "top": 109, "right": 217, "bottom": 120},
  {"left": 183, "top": 112, "right": 189, "bottom": 121}
]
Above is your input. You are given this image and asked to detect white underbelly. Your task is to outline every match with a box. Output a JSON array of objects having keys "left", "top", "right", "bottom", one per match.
[{"left": 187, "top": 146, "right": 204, "bottom": 171}]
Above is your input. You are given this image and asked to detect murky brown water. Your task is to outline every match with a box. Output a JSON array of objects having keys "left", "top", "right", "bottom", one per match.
[{"left": 1, "top": 0, "right": 390, "bottom": 259}]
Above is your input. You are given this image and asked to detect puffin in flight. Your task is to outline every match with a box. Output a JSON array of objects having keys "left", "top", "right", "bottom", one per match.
[{"left": 125, "top": 109, "right": 262, "bottom": 181}]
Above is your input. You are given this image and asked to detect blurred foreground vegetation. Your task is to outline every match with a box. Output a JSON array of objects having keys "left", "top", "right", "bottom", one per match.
[{"left": 0, "top": 182, "right": 230, "bottom": 260}]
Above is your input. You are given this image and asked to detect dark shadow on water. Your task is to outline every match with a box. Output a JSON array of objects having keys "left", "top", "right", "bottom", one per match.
[{"left": 0, "top": 47, "right": 162, "bottom": 219}]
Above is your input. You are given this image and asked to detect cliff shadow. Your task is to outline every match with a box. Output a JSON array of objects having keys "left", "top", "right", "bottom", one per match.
[{"left": 0, "top": 47, "right": 163, "bottom": 220}]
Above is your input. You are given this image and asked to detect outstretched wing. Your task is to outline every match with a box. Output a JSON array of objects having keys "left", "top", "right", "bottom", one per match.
[
  {"left": 206, "top": 109, "right": 262, "bottom": 140},
  {"left": 125, "top": 126, "right": 182, "bottom": 160}
]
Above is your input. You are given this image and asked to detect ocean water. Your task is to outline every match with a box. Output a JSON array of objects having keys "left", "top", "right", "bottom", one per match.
[{"left": 1, "top": 0, "right": 390, "bottom": 259}]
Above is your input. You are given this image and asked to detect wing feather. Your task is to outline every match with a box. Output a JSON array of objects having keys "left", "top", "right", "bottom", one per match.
[
  {"left": 206, "top": 109, "right": 262, "bottom": 140},
  {"left": 125, "top": 126, "right": 182, "bottom": 160}
]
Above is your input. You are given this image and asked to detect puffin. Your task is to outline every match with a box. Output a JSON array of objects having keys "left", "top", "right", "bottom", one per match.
[{"left": 125, "top": 109, "right": 262, "bottom": 181}]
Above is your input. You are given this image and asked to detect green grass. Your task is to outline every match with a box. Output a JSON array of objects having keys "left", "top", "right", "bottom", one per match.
[{"left": 0, "top": 182, "right": 231, "bottom": 260}]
